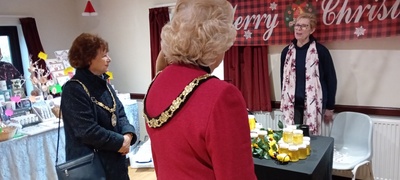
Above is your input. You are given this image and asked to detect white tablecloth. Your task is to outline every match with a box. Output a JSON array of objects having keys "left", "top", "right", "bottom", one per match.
[
  {"left": 0, "top": 128, "right": 66, "bottom": 180},
  {"left": 122, "top": 99, "right": 140, "bottom": 147},
  {"left": 0, "top": 100, "right": 139, "bottom": 180}
]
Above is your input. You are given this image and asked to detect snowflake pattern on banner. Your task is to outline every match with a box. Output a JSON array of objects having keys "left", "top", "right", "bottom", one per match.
[
  {"left": 244, "top": 30, "right": 252, "bottom": 39},
  {"left": 269, "top": 2, "right": 277, "bottom": 11},
  {"left": 354, "top": 26, "right": 366, "bottom": 37}
]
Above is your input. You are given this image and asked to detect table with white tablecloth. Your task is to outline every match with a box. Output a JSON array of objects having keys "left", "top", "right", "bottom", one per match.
[
  {"left": 0, "top": 128, "right": 66, "bottom": 180},
  {"left": 0, "top": 99, "right": 139, "bottom": 180},
  {"left": 121, "top": 99, "right": 140, "bottom": 150}
]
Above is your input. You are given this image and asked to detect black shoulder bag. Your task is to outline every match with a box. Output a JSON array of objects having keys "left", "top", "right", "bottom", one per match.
[{"left": 55, "top": 80, "right": 106, "bottom": 180}]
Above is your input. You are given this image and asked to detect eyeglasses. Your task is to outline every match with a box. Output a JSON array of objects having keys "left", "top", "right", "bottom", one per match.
[{"left": 294, "top": 24, "right": 309, "bottom": 30}]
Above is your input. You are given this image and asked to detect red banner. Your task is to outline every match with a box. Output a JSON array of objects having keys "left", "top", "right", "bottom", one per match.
[{"left": 230, "top": 0, "right": 400, "bottom": 46}]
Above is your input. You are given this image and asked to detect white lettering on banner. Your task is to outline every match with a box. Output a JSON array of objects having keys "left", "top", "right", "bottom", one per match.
[
  {"left": 233, "top": 5, "right": 279, "bottom": 41},
  {"left": 321, "top": 0, "right": 400, "bottom": 25}
]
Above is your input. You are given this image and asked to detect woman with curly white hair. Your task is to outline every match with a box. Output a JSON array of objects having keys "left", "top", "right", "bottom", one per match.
[{"left": 144, "top": 0, "right": 257, "bottom": 179}]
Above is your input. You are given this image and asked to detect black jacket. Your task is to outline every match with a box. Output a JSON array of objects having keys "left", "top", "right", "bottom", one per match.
[{"left": 61, "top": 68, "right": 136, "bottom": 180}]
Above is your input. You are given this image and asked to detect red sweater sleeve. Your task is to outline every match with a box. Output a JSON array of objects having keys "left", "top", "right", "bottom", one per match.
[{"left": 205, "top": 84, "right": 257, "bottom": 180}]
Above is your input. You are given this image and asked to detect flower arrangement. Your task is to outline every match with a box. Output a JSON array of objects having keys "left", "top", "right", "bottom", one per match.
[{"left": 251, "top": 120, "right": 283, "bottom": 159}]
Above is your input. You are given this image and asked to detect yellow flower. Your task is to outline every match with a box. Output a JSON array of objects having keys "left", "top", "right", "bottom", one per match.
[
  {"left": 268, "top": 149, "right": 277, "bottom": 159},
  {"left": 267, "top": 128, "right": 273, "bottom": 133}
]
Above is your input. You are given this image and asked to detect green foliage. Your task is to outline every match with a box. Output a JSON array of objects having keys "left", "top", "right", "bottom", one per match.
[
  {"left": 251, "top": 120, "right": 283, "bottom": 159},
  {"left": 273, "top": 130, "right": 282, "bottom": 142},
  {"left": 252, "top": 135, "right": 271, "bottom": 159},
  {"left": 278, "top": 120, "right": 284, "bottom": 129}
]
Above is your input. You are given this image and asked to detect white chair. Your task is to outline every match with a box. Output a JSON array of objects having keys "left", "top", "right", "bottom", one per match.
[{"left": 330, "top": 112, "right": 374, "bottom": 180}]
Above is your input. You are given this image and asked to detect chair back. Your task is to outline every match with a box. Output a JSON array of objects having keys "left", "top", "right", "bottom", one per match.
[{"left": 330, "top": 112, "right": 373, "bottom": 160}]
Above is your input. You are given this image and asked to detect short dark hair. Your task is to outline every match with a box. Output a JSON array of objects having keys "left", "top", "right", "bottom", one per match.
[{"left": 68, "top": 33, "right": 109, "bottom": 68}]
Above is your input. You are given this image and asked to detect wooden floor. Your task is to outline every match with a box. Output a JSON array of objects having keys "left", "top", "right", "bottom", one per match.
[{"left": 128, "top": 168, "right": 157, "bottom": 180}]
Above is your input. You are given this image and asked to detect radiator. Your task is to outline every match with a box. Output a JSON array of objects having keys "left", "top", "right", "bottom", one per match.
[
  {"left": 370, "top": 119, "right": 400, "bottom": 180},
  {"left": 255, "top": 110, "right": 332, "bottom": 136},
  {"left": 253, "top": 110, "right": 400, "bottom": 180},
  {"left": 253, "top": 111, "right": 278, "bottom": 130}
]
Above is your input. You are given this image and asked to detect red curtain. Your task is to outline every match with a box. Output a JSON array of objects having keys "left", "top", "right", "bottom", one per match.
[
  {"left": 19, "top": 17, "right": 46, "bottom": 72},
  {"left": 149, "top": 7, "right": 169, "bottom": 79},
  {"left": 224, "top": 46, "right": 272, "bottom": 112}
]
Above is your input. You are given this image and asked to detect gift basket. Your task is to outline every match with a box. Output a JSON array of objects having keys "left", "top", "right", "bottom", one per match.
[{"left": 0, "top": 126, "right": 17, "bottom": 142}]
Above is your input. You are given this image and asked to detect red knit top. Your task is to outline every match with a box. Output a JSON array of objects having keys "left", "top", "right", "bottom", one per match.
[{"left": 144, "top": 64, "right": 257, "bottom": 180}]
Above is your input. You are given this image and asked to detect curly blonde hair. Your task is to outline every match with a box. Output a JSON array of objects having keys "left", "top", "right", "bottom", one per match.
[
  {"left": 160, "top": 0, "right": 237, "bottom": 67},
  {"left": 68, "top": 33, "right": 109, "bottom": 68}
]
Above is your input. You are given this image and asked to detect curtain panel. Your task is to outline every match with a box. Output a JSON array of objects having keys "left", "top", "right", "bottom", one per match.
[
  {"left": 149, "top": 7, "right": 170, "bottom": 79},
  {"left": 224, "top": 46, "right": 272, "bottom": 112},
  {"left": 19, "top": 17, "right": 47, "bottom": 76}
]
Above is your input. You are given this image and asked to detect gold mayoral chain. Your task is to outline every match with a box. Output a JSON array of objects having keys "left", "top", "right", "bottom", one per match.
[
  {"left": 70, "top": 79, "right": 117, "bottom": 127},
  {"left": 143, "top": 73, "right": 213, "bottom": 128}
]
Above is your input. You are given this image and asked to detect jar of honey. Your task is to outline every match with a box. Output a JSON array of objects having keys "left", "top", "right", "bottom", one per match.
[
  {"left": 282, "top": 128, "right": 293, "bottom": 144},
  {"left": 288, "top": 145, "right": 299, "bottom": 162},
  {"left": 248, "top": 115, "right": 256, "bottom": 130},
  {"left": 304, "top": 141, "right": 311, "bottom": 156},
  {"left": 298, "top": 144, "right": 307, "bottom": 160},
  {"left": 293, "top": 130, "right": 303, "bottom": 145},
  {"left": 279, "top": 143, "right": 289, "bottom": 155}
]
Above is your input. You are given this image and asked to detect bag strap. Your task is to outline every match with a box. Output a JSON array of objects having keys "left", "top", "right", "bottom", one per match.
[
  {"left": 55, "top": 80, "right": 98, "bottom": 165},
  {"left": 55, "top": 104, "right": 62, "bottom": 165}
]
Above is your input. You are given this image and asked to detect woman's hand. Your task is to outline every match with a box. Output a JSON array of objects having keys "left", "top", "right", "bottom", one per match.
[
  {"left": 118, "top": 134, "right": 133, "bottom": 155},
  {"left": 324, "top": 109, "right": 334, "bottom": 123}
]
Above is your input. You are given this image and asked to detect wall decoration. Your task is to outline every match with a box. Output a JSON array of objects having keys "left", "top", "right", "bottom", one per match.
[
  {"left": 56, "top": 76, "right": 70, "bottom": 86},
  {"left": 51, "top": 70, "right": 65, "bottom": 79},
  {"left": 229, "top": 0, "right": 400, "bottom": 45},
  {"left": 82, "top": 0, "right": 98, "bottom": 16},
  {"left": 46, "top": 58, "right": 65, "bottom": 72},
  {"left": 54, "top": 50, "right": 70, "bottom": 68}
]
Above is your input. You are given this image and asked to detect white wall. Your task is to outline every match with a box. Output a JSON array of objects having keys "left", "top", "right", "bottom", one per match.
[
  {"left": 0, "top": 0, "right": 81, "bottom": 55},
  {"left": 76, "top": 0, "right": 176, "bottom": 94},
  {"left": 268, "top": 36, "right": 400, "bottom": 108}
]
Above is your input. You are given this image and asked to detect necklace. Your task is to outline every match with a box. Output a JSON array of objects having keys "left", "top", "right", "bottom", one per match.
[
  {"left": 143, "top": 73, "right": 213, "bottom": 128},
  {"left": 70, "top": 79, "right": 117, "bottom": 127}
]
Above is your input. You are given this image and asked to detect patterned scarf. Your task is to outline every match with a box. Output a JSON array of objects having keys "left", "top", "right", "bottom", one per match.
[{"left": 280, "top": 41, "right": 323, "bottom": 135}]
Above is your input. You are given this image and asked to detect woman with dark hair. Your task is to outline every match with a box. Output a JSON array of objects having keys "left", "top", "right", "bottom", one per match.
[{"left": 61, "top": 33, "right": 137, "bottom": 179}]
